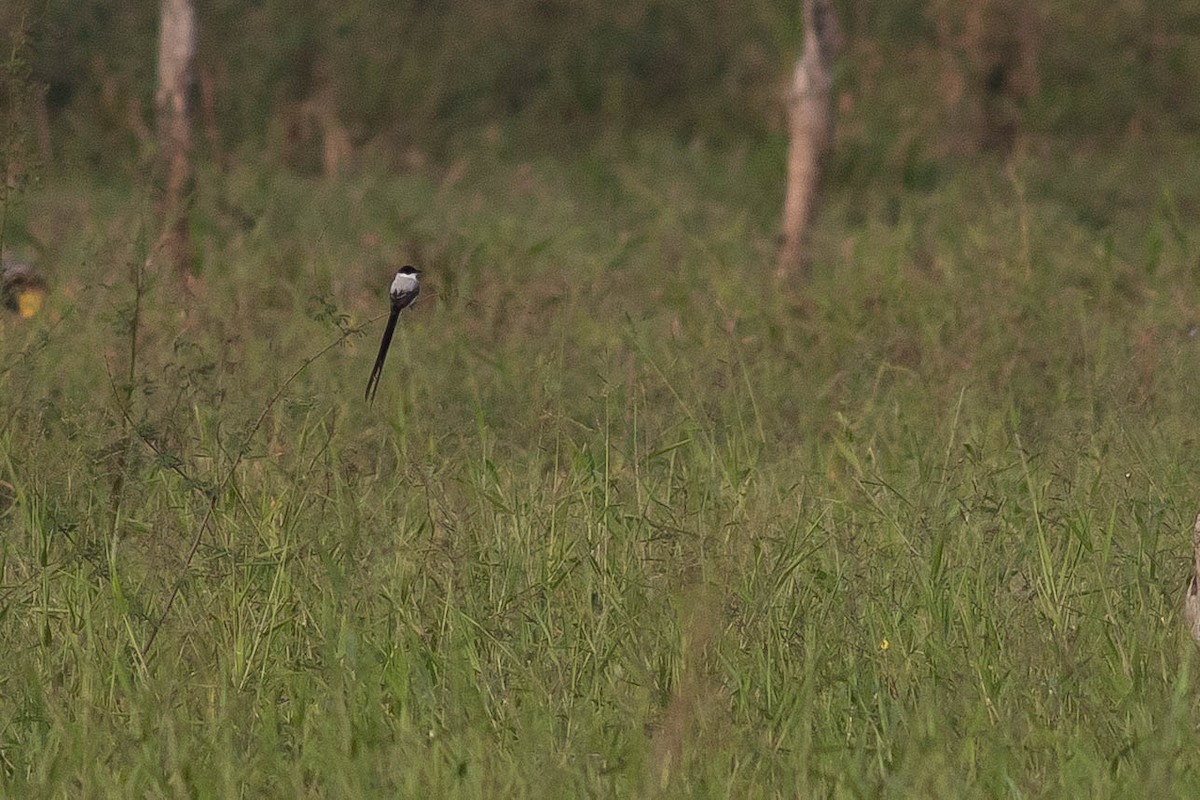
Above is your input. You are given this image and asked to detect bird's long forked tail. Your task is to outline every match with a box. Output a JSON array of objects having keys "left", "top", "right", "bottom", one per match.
[{"left": 364, "top": 306, "right": 401, "bottom": 404}]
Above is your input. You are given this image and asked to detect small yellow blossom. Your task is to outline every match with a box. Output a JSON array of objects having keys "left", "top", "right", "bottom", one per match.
[
  {"left": 880, "top": 638, "right": 889, "bottom": 651},
  {"left": 17, "top": 290, "right": 43, "bottom": 319}
]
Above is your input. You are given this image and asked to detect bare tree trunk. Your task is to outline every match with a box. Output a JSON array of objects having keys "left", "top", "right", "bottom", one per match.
[
  {"left": 302, "top": 86, "right": 352, "bottom": 178},
  {"left": 156, "top": 0, "right": 196, "bottom": 276},
  {"left": 930, "top": 0, "right": 1041, "bottom": 155},
  {"left": 32, "top": 87, "right": 52, "bottom": 163},
  {"left": 1186, "top": 513, "right": 1200, "bottom": 645},
  {"left": 197, "top": 62, "right": 227, "bottom": 172},
  {"left": 777, "top": 0, "right": 841, "bottom": 278}
]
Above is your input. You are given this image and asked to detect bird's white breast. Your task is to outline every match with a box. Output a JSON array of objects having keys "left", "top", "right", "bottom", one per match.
[{"left": 390, "top": 272, "right": 419, "bottom": 296}]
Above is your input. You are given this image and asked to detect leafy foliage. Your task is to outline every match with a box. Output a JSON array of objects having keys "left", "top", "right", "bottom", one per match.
[
  {"left": 3, "top": 1, "right": 1200, "bottom": 795},
  {"left": 2, "top": 133, "right": 1200, "bottom": 793},
  {"left": 6, "top": 1, "right": 1200, "bottom": 169}
]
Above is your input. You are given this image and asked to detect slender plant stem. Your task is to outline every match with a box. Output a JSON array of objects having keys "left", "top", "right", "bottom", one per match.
[{"left": 141, "top": 312, "right": 385, "bottom": 657}]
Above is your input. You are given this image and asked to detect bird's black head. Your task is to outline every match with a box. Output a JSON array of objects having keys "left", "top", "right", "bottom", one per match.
[{"left": 398, "top": 265, "right": 420, "bottom": 276}]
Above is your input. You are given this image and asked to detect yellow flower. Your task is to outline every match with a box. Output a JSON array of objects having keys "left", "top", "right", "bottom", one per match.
[
  {"left": 880, "top": 638, "right": 889, "bottom": 651},
  {"left": 17, "top": 290, "right": 43, "bottom": 319}
]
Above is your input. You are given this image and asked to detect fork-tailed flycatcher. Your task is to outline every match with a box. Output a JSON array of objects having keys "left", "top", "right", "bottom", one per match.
[{"left": 364, "top": 266, "right": 420, "bottom": 403}]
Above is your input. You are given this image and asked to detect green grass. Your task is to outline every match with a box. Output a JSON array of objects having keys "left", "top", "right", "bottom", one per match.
[{"left": 4, "top": 132, "right": 1200, "bottom": 797}]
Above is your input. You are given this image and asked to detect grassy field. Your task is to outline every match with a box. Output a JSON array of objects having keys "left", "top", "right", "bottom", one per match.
[{"left": 4, "top": 132, "right": 1200, "bottom": 797}]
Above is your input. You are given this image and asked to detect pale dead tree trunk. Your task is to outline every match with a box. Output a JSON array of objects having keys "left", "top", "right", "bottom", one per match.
[
  {"left": 155, "top": 0, "right": 196, "bottom": 276},
  {"left": 777, "top": 0, "right": 841, "bottom": 278},
  {"left": 302, "top": 86, "right": 352, "bottom": 178}
]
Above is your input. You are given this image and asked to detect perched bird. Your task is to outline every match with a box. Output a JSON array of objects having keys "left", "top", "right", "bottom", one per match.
[
  {"left": 1186, "top": 513, "right": 1200, "bottom": 645},
  {"left": 364, "top": 266, "right": 420, "bottom": 403},
  {"left": 1, "top": 256, "right": 47, "bottom": 319}
]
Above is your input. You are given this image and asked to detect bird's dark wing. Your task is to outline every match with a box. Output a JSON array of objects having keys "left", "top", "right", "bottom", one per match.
[{"left": 391, "top": 286, "right": 420, "bottom": 313}]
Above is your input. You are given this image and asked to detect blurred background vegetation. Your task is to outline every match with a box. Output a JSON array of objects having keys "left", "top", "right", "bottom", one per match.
[
  {"left": 5, "top": 0, "right": 1199, "bottom": 178},
  {"left": 5, "top": 2, "right": 1200, "bottom": 795}
]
